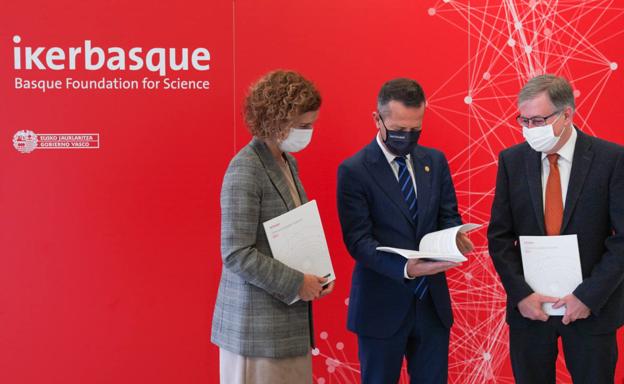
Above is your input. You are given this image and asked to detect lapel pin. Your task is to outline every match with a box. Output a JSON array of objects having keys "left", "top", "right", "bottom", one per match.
[{"left": 424, "top": 166, "right": 430, "bottom": 173}]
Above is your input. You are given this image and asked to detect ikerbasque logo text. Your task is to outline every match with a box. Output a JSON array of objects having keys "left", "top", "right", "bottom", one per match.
[
  {"left": 13, "top": 130, "right": 100, "bottom": 154},
  {"left": 12, "top": 35, "right": 211, "bottom": 92}
]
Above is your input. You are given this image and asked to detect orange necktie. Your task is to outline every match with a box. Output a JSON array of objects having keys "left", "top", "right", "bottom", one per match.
[{"left": 545, "top": 154, "right": 563, "bottom": 236}]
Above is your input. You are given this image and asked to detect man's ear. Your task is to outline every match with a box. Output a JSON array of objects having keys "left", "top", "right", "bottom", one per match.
[
  {"left": 564, "top": 106, "right": 574, "bottom": 125},
  {"left": 372, "top": 111, "right": 380, "bottom": 129}
]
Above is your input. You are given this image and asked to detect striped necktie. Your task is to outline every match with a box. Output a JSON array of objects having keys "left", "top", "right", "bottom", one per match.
[{"left": 395, "top": 157, "right": 428, "bottom": 299}]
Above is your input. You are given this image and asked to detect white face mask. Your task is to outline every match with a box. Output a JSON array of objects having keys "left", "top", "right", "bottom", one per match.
[
  {"left": 521, "top": 114, "right": 565, "bottom": 153},
  {"left": 278, "top": 128, "right": 313, "bottom": 153}
]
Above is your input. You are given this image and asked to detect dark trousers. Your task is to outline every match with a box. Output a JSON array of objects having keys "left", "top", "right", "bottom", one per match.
[
  {"left": 509, "top": 317, "right": 617, "bottom": 384},
  {"left": 357, "top": 293, "right": 450, "bottom": 384}
]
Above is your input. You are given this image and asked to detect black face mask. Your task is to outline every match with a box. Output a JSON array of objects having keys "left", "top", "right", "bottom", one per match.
[{"left": 379, "top": 115, "right": 422, "bottom": 156}]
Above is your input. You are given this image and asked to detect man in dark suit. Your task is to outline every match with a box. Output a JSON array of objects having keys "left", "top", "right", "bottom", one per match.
[
  {"left": 488, "top": 74, "right": 624, "bottom": 383},
  {"left": 337, "top": 78, "right": 473, "bottom": 383}
]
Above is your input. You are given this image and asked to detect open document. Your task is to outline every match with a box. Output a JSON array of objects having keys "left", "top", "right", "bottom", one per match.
[
  {"left": 263, "top": 200, "right": 336, "bottom": 304},
  {"left": 519, "top": 235, "right": 583, "bottom": 316},
  {"left": 376, "top": 223, "right": 481, "bottom": 263}
]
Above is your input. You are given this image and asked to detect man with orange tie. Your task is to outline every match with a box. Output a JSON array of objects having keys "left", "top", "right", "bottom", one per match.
[{"left": 488, "top": 74, "right": 624, "bottom": 383}]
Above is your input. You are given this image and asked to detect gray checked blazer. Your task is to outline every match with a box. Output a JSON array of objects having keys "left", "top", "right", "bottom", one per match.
[{"left": 211, "top": 137, "right": 313, "bottom": 358}]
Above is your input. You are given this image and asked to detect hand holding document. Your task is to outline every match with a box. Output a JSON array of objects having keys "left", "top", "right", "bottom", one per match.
[
  {"left": 519, "top": 235, "right": 583, "bottom": 316},
  {"left": 263, "top": 200, "right": 336, "bottom": 304},
  {"left": 376, "top": 223, "right": 481, "bottom": 263}
]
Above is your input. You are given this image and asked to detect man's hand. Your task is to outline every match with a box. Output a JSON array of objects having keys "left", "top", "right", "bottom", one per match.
[
  {"left": 517, "top": 293, "right": 559, "bottom": 321},
  {"left": 456, "top": 232, "right": 474, "bottom": 254},
  {"left": 298, "top": 274, "right": 327, "bottom": 301},
  {"left": 406, "top": 260, "right": 460, "bottom": 278},
  {"left": 319, "top": 281, "right": 335, "bottom": 298},
  {"left": 552, "top": 294, "right": 591, "bottom": 325}
]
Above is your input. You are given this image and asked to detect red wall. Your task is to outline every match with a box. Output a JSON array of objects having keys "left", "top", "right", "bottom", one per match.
[{"left": 1, "top": 1, "right": 623, "bottom": 383}]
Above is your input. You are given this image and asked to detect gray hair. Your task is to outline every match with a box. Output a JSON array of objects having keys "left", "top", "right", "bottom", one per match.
[{"left": 518, "top": 74, "right": 575, "bottom": 111}]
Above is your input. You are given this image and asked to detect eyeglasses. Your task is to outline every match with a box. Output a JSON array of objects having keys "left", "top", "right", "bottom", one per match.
[{"left": 516, "top": 110, "right": 562, "bottom": 127}]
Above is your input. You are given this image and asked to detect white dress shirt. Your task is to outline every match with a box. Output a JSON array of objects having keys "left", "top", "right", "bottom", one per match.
[
  {"left": 376, "top": 133, "right": 418, "bottom": 279},
  {"left": 541, "top": 126, "right": 577, "bottom": 209}
]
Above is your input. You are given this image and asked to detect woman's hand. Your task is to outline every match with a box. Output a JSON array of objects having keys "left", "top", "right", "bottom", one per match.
[
  {"left": 319, "top": 281, "right": 335, "bottom": 298},
  {"left": 298, "top": 274, "right": 327, "bottom": 301}
]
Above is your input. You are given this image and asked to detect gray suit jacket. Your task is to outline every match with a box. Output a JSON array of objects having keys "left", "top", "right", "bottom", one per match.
[{"left": 211, "top": 137, "right": 312, "bottom": 358}]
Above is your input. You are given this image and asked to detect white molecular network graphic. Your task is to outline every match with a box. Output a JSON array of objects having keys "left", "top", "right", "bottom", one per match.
[{"left": 313, "top": 1, "right": 623, "bottom": 383}]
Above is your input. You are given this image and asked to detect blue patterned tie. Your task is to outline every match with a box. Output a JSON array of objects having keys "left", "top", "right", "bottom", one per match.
[{"left": 395, "top": 157, "right": 428, "bottom": 299}]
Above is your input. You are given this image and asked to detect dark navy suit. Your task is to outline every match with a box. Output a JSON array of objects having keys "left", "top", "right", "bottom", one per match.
[{"left": 337, "top": 138, "right": 462, "bottom": 383}]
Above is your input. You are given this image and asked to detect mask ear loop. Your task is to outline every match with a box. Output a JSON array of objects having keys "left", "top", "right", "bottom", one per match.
[
  {"left": 377, "top": 111, "right": 389, "bottom": 140},
  {"left": 545, "top": 112, "right": 570, "bottom": 153},
  {"left": 377, "top": 112, "right": 387, "bottom": 128},
  {"left": 552, "top": 111, "right": 568, "bottom": 138},
  {"left": 275, "top": 127, "right": 293, "bottom": 148},
  {"left": 562, "top": 109, "right": 574, "bottom": 134}
]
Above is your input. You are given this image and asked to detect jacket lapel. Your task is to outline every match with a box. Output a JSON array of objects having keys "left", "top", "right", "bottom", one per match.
[
  {"left": 250, "top": 137, "right": 296, "bottom": 211},
  {"left": 411, "top": 146, "right": 432, "bottom": 236},
  {"left": 561, "top": 129, "right": 593, "bottom": 233},
  {"left": 363, "top": 140, "right": 417, "bottom": 230},
  {"left": 524, "top": 147, "right": 546, "bottom": 234}
]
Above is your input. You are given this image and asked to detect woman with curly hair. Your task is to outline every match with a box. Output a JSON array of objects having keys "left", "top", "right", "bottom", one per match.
[{"left": 211, "top": 70, "right": 335, "bottom": 384}]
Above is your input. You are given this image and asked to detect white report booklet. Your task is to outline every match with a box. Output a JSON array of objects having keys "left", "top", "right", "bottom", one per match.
[
  {"left": 376, "top": 223, "right": 481, "bottom": 263},
  {"left": 263, "top": 200, "right": 336, "bottom": 304},
  {"left": 519, "top": 234, "right": 583, "bottom": 316}
]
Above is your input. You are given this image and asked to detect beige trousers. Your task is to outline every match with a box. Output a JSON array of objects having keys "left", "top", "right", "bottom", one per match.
[{"left": 219, "top": 348, "right": 312, "bottom": 384}]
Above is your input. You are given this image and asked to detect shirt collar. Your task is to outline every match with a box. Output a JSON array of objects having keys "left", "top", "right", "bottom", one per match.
[
  {"left": 542, "top": 125, "right": 577, "bottom": 162},
  {"left": 376, "top": 132, "right": 411, "bottom": 164}
]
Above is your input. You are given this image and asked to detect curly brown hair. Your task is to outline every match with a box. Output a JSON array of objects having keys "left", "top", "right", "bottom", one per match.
[{"left": 244, "top": 70, "right": 321, "bottom": 140}]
